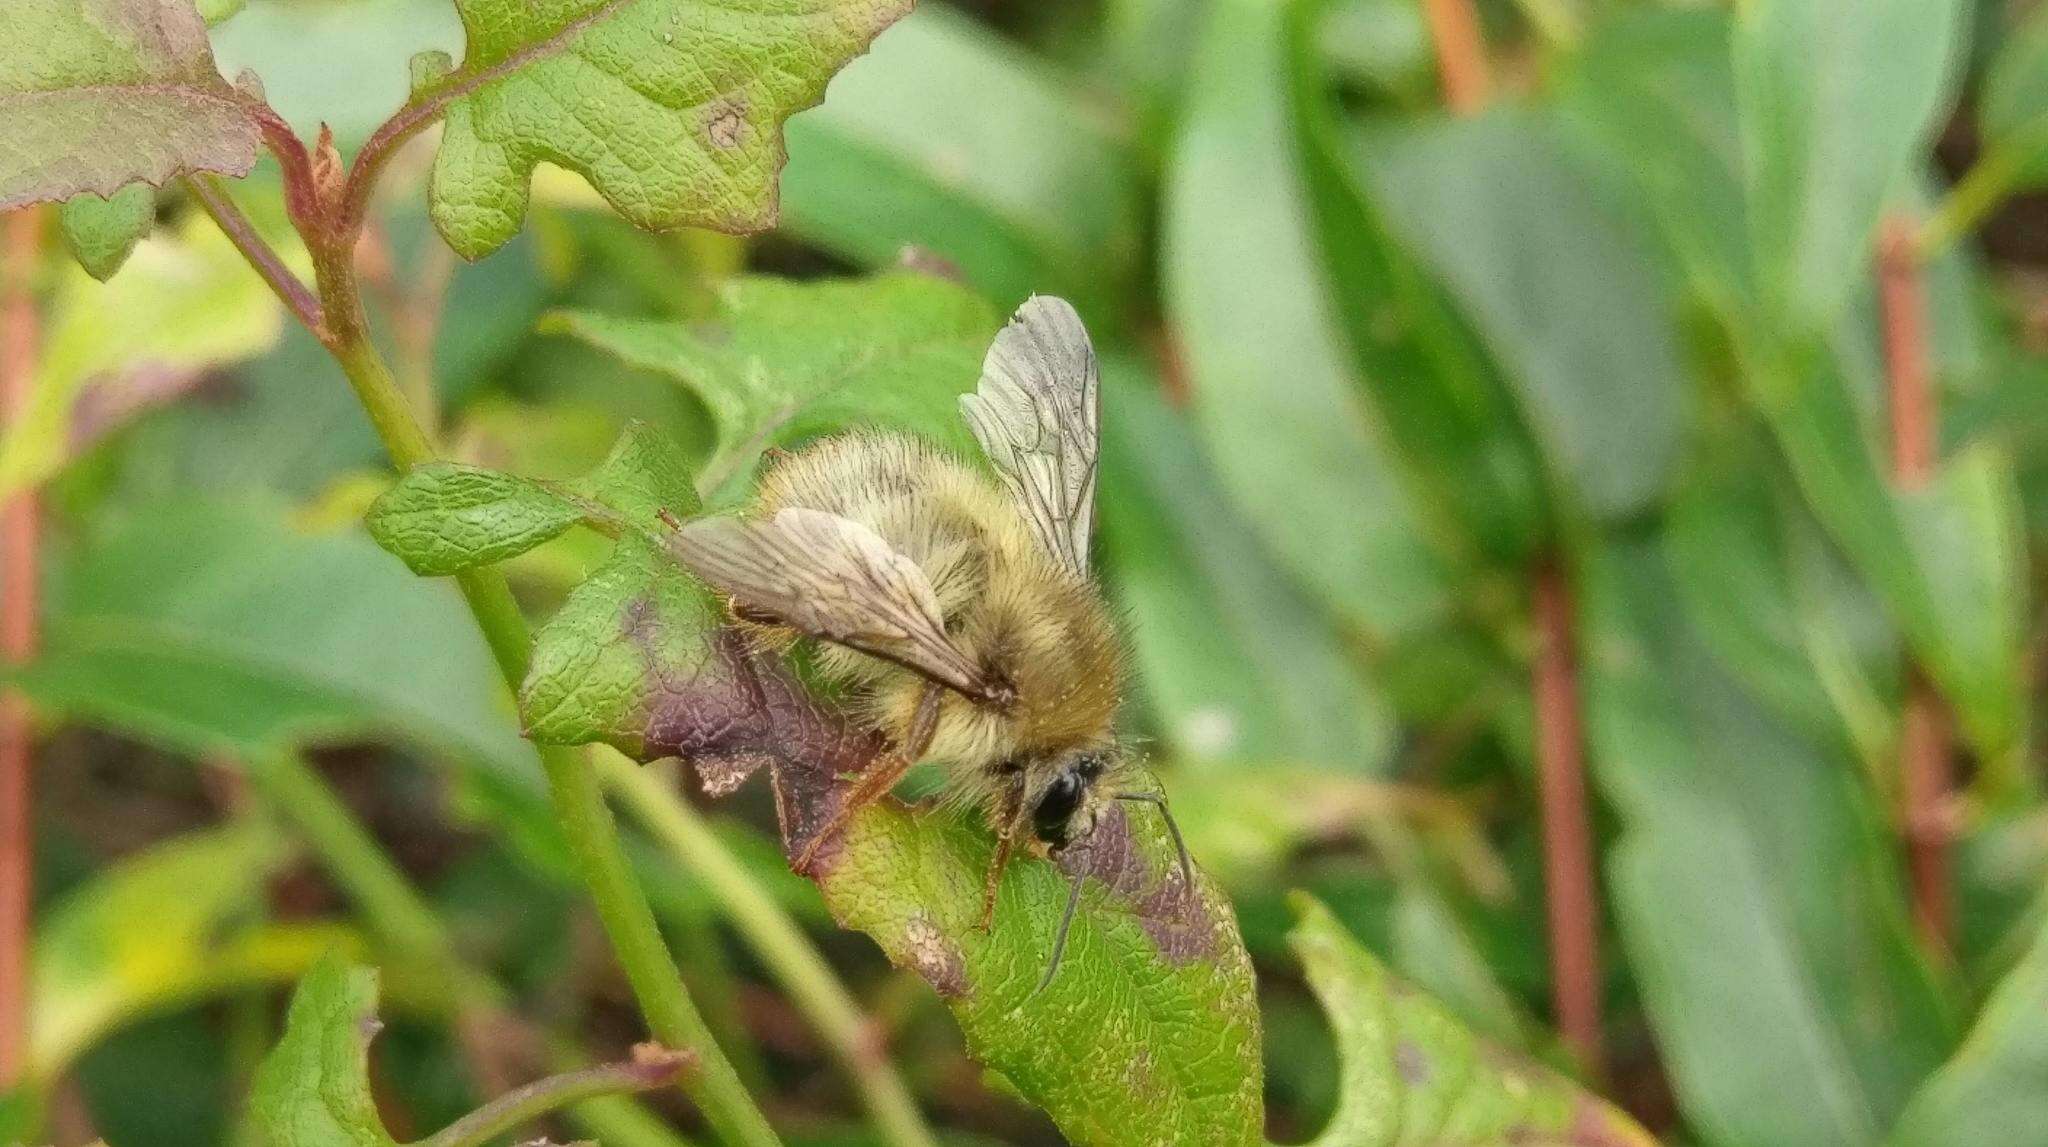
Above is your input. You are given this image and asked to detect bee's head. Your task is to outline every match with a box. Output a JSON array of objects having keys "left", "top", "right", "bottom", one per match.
[{"left": 1030, "top": 752, "right": 1112, "bottom": 850}]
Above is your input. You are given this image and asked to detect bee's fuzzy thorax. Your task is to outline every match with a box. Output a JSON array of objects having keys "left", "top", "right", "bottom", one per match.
[{"left": 750, "top": 431, "right": 1126, "bottom": 786}]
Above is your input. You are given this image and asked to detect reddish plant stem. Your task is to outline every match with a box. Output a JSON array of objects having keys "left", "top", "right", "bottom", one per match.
[
  {"left": 186, "top": 177, "right": 327, "bottom": 339},
  {"left": 1415, "top": 0, "right": 1602, "bottom": 1071},
  {"left": 1879, "top": 214, "right": 1954, "bottom": 956},
  {"left": 1421, "top": 0, "right": 1491, "bottom": 114},
  {"left": 1532, "top": 560, "right": 1604, "bottom": 1072},
  {"left": 0, "top": 207, "right": 44, "bottom": 1089}
]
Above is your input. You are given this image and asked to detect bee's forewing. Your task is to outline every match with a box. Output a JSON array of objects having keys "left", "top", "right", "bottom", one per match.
[
  {"left": 671, "top": 508, "right": 996, "bottom": 702},
  {"left": 960, "top": 295, "right": 1099, "bottom": 577}
]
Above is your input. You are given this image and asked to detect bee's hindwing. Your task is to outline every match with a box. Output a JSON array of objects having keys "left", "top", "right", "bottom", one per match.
[{"left": 960, "top": 295, "right": 1100, "bottom": 577}]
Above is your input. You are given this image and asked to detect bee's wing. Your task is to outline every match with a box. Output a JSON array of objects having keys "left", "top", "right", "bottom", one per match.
[
  {"left": 959, "top": 295, "right": 1099, "bottom": 577},
  {"left": 671, "top": 508, "right": 999, "bottom": 703}
]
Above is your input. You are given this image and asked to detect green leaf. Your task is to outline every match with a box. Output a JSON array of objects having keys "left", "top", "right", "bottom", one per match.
[
  {"left": 1981, "top": 3, "right": 2048, "bottom": 188},
  {"left": 1285, "top": 894, "right": 1653, "bottom": 1147},
  {"left": 1098, "top": 361, "right": 1394, "bottom": 770},
  {"left": 59, "top": 183, "right": 154, "bottom": 280},
  {"left": 1289, "top": 7, "right": 1545, "bottom": 564},
  {"left": 19, "top": 497, "right": 535, "bottom": 775},
  {"left": 251, "top": 956, "right": 398, "bottom": 1147},
  {"left": 1763, "top": 353, "right": 2029, "bottom": 790},
  {"left": 1892, "top": 909, "right": 2048, "bottom": 1146},
  {"left": 0, "top": 216, "right": 284, "bottom": 498},
  {"left": 816, "top": 798, "right": 1263, "bottom": 1145},
  {"left": 1361, "top": 107, "right": 1685, "bottom": 521},
  {"left": 367, "top": 420, "right": 702, "bottom": 575},
  {"left": 1734, "top": 0, "right": 1965, "bottom": 330},
  {"left": 1164, "top": 0, "right": 1447, "bottom": 644},
  {"left": 778, "top": 6, "right": 1144, "bottom": 322},
  {"left": 422, "top": 0, "right": 911, "bottom": 259},
  {"left": 31, "top": 822, "right": 353, "bottom": 1078},
  {"left": 546, "top": 271, "right": 999, "bottom": 502},
  {"left": 1557, "top": 8, "right": 1751, "bottom": 317},
  {"left": 0, "top": 0, "right": 264, "bottom": 210},
  {"left": 522, "top": 537, "right": 723, "bottom": 758},
  {"left": 368, "top": 465, "right": 586, "bottom": 576},
  {"left": 1582, "top": 536, "right": 1955, "bottom": 1146}
]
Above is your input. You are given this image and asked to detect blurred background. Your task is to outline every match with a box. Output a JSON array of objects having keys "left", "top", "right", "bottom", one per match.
[{"left": 2, "top": 0, "right": 2046, "bottom": 1143}]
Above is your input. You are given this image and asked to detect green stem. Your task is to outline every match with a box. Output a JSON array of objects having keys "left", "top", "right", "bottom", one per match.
[
  {"left": 250, "top": 750, "right": 489, "bottom": 1001},
  {"left": 1916, "top": 129, "right": 2048, "bottom": 260},
  {"left": 603, "top": 755, "right": 938, "bottom": 1147},
  {"left": 304, "top": 235, "right": 781, "bottom": 1147}
]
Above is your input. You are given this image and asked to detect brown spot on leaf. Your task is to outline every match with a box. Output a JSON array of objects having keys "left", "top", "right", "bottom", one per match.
[
  {"left": 703, "top": 96, "right": 749, "bottom": 150},
  {"left": 901, "top": 913, "right": 968, "bottom": 998},
  {"left": 1395, "top": 1040, "right": 1430, "bottom": 1085},
  {"left": 1057, "top": 806, "right": 1217, "bottom": 965},
  {"left": 635, "top": 626, "right": 885, "bottom": 872}
]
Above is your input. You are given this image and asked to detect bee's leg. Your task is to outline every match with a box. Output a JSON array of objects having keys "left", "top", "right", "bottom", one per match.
[
  {"left": 791, "top": 683, "right": 944, "bottom": 875},
  {"left": 979, "top": 779, "right": 1028, "bottom": 932}
]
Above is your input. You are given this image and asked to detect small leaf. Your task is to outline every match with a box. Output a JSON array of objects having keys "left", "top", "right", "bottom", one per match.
[
  {"left": 59, "top": 183, "right": 154, "bottom": 280},
  {"left": 367, "top": 464, "right": 585, "bottom": 576},
  {"left": 1982, "top": 2, "right": 2048, "bottom": 188},
  {"left": 1287, "top": 894, "right": 1653, "bottom": 1146},
  {"left": 1734, "top": 0, "right": 1966, "bottom": 330},
  {"left": 251, "top": 956, "right": 398, "bottom": 1147},
  {"left": 366, "top": 421, "right": 701, "bottom": 575},
  {"left": 1164, "top": 0, "right": 1448, "bottom": 644},
  {"left": 546, "top": 271, "right": 999, "bottom": 501},
  {"left": 0, "top": 0, "right": 265, "bottom": 210},
  {"left": 778, "top": 6, "right": 1144, "bottom": 320},
  {"left": 423, "top": 0, "right": 912, "bottom": 259}
]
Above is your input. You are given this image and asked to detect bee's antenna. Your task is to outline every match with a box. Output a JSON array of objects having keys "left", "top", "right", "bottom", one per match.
[
  {"left": 1116, "top": 791, "right": 1193, "bottom": 891},
  {"left": 1028, "top": 869, "right": 1087, "bottom": 1001}
]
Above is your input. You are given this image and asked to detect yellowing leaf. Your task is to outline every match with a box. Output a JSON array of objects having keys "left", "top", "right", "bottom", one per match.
[
  {"left": 0, "top": 217, "right": 284, "bottom": 496},
  {"left": 424, "top": 0, "right": 913, "bottom": 259}
]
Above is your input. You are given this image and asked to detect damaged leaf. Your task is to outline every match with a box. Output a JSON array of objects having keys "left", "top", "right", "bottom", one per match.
[
  {"left": 545, "top": 271, "right": 999, "bottom": 500},
  {"left": 421, "top": 0, "right": 912, "bottom": 259},
  {"left": 0, "top": 0, "right": 266, "bottom": 210},
  {"left": 1288, "top": 894, "right": 1655, "bottom": 1147}
]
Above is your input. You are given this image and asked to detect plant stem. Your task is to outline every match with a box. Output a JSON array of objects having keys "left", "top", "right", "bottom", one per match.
[
  {"left": 279, "top": 199, "right": 781, "bottom": 1144},
  {"left": 1914, "top": 127, "right": 2048, "bottom": 262},
  {"left": 250, "top": 750, "right": 499, "bottom": 1005},
  {"left": 186, "top": 177, "right": 326, "bottom": 337},
  {"left": 0, "top": 206, "right": 42, "bottom": 1090},
  {"left": 1879, "top": 213, "right": 1954, "bottom": 956},
  {"left": 1532, "top": 559, "right": 1604, "bottom": 1073},
  {"left": 603, "top": 756, "right": 939, "bottom": 1147},
  {"left": 415, "top": 1048, "right": 692, "bottom": 1147},
  {"left": 1421, "top": 0, "right": 1491, "bottom": 114},
  {"left": 1416, "top": 0, "right": 1603, "bottom": 1073}
]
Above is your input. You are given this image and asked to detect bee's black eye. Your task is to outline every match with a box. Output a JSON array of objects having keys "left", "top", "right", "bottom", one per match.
[{"left": 1032, "top": 770, "right": 1087, "bottom": 847}]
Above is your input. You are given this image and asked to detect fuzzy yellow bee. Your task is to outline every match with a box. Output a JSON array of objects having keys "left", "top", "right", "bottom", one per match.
[{"left": 668, "top": 296, "right": 1187, "bottom": 986}]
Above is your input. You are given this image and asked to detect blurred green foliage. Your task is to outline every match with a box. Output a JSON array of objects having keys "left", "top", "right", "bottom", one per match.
[{"left": 5, "top": 0, "right": 2048, "bottom": 1143}]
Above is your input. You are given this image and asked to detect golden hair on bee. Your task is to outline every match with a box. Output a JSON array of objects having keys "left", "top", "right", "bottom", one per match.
[{"left": 667, "top": 295, "right": 1189, "bottom": 986}]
